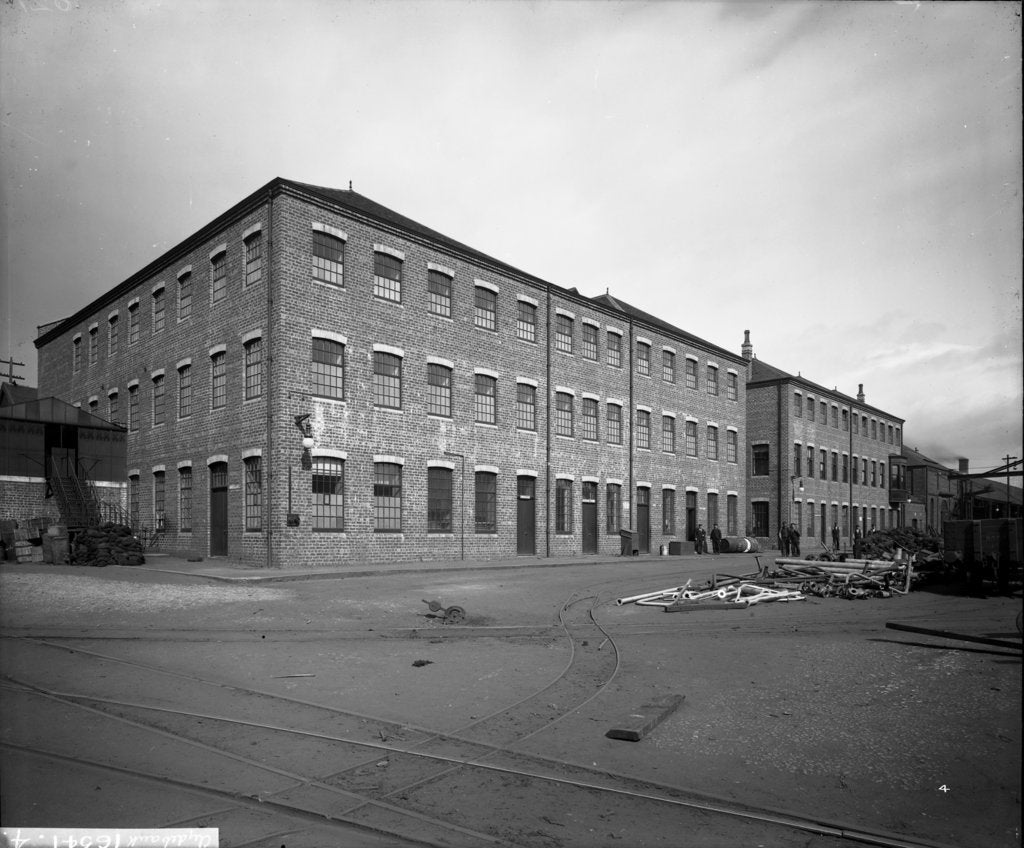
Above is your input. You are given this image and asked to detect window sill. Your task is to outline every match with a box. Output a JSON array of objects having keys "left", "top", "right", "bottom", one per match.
[
  {"left": 373, "top": 405, "right": 403, "bottom": 414},
  {"left": 474, "top": 421, "right": 498, "bottom": 429},
  {"left": 312, "top": 279, "right": 344, "bottom": 290},
  {"left": 313, "top": 529, "right": 347, "bottom": 534},
  {"left": 373, "top": 531, "right": 404, "bottom": 536},
  {"left": 516, "top": 336, "right": 538, "bottom": 345},
  {"left": 311, "top": 395, "right": 346, "bottom": 405},
  {"left": 243, "top": 396, "right": 263, "bottom": 405},
  {"left": 373, "top": 297, "right": 404, "bottom": 307}
]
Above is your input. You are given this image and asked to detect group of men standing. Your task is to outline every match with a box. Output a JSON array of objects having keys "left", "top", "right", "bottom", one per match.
[
  {"left": 778, "top": 523, "right": 802, "bottom": 556},
  {"left": 694, "top": 523, "right": 723, "bottom": 554}
]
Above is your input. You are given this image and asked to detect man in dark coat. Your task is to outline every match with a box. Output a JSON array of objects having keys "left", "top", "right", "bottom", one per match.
[
  {"left": 710, "top": 523, "right": 722, "bottom": 554},
  {"left": 832, "top": 523, "right": 841, "bottom": 552},
  {"left": 789, "top": 523, "right": 801, "bottom": 556},
  {"left": 778, "top": 524, "right": 790, "bottom": 556},
  {"left": 695, "top": 524, "right": 707, "bottom": 554}
]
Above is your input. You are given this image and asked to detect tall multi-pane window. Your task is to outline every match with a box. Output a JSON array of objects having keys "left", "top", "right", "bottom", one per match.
[
  {"left": 179, "top": 467, "right": 192, "bottom": 532},
  {"left": 373, "top": 251, "right": 402, "bottom": 302},
  {"left": 128, "top": 475, "right": 139, "bottom": 529},
  {"left": 819, "top": 449, "right": 827, "bottom": 478},
  {"left": 210, "top": 251, "right": 227, "bottom": 304},
  {"left": 794, "top": 392, "right": 803, "bottom": 417},
  {"left": 474, "top": 374, "right": 497, "bottom": 424},
  {"left": 428, "top": 270, "right": 452, "bottom": 318},
  {"left": 427, "top": 364, "right": 452, "bottom": 417},
  {"left": 871, "top": 420, "right": 878, "bottom": 440},
  {"left": 706, "top": 365, "right": 719, "bottom": 395},
  {"left": 555, "top": 392, "right": 573, "bottom": 437},
  {"left": 607, "top": 403, "right": 622, "bottom": 445},
  {"left": 244, "top": 338, "right": 263, "bottom": 400},
  {"left": 555, "top": 314, "right": 573, "bottom": 354},
  {"left": 831, "top": 451, "right": 839, "bottom": 481},
  {"left": 311, "top": 337, "right": 344, "bottom": 399},
  {"left": 707, "top": 493, "right": 719, "bottom": 529},
  {"left": 129, "top": 303, "right": 140, "bottom": 345},
  {"left": 474, "top": 286, "right": 497, "bottom": 331},
  {"left": 178, "top": 272, "right": 192, "bottom": 321},
  {"left": 244, "top": 457, "right": 262, "bottom": 531},
  {"left": 581, "top": 323, "right": 598, "bottom": 360},
  {"left": 685, "top": 420, "right": 698, "bottom": 457},
  {"left": 831, "top": 406, "right": 839, "bottom": 428},
  {"left": 152, "top": 288, "right": 165, "bottom": 333},
  {"left": 853, "top": 415, "right": 860, "bottom": 435},
  {"left": 312, "top": 458, "right": 344, "bottom": 531},
  {"left": 72, "top": 336, "right": 81, "bottom": 372},
  {"left": 178, "top": 365, "right": 192, "bottom": 418},
  {"left": 581, "top": 398, "right": 598, "bottom": 441},
  {"left": 244, "top": 232, "right": 263, "bottom": 287},
  {"left": 807, "top": 398, "right": 815, "bottom": 422},
  {"left": 794, "top": 443, "right": 802, "bottom": 476},
  {"left": 516, "top": 383, "right": 536, "bottom": 430},
  {"left": 842, "top": 454, "right": 849, "bottom": 483},
  {"left": 888, "top": 424, "right": 894, "bottom": 444},
  {"left": 211, "top": 352, "right": 227, "bottom": 409},
  {"left": 89, "top": 327, "right": 98, "bottom": 364},
  {"left": 373, "top": 462, "right": 402, "bottom": 532},
  {"left": 871, "top": 460, "right": 877, "bottom": 487},
  {"left": 727, "top": 494, "right": 738, "bottom": 535},
  {"left": 153, "top": 471, "right": 166, "bottom": 530},
  {"left": 637, "top": 342, "right": 650, "bottom": 376},
  {"left": 819, "top": 401, "right": 826, "bottom": 422},
  {"left": 152, "top": 375, "right": 165, "bottom": 426},
  {"left": 374, "top": 352, "right": 402, "bottom": 408},
  {"left": 662, "top": 415, "right": 676, "bottom": 453},
  {"left": 663, "top": 350, "right": 676, "bottom": 383},
  {"left": 312, "top": 230, "right": 344, "bottom": 286},
  {"left": 752, "top": 444, "right": 770, "bottom": 476},
  {"left": 555, "top": 479, "right": 573, "bottom": 534},
  {"left": 636, "top": 409, "right": 650, "bottom": 450},
  {"left": 475, "top": 471, "right": 497, "bottom": 533},
  {"left": 516, "top": 300, "right": 536, "bottom": 342},
  {"left": 108, "top": 314, "right": 119, "bottom": 356},
  {"left": 427, "top": 467, "right": 453, "bottom": 533},
  {"left": 685, "top": 358, "right": 697, "bottom": 390},
  {"left": 607, "top": 332, "right": 622, "bottom": 367},
  {"left": 879, "top": 462, "right": 885, "bottom": 487},
  {"left": 842, "top": 409, "right": 849, "bottom": 431},
  {"left": 752, "top": 502, "right": 770, "bottom": 537},
  {"left": 662, "top": 489, "right": 676, "bottom": 535},
  {"left": 727, "top": 371, "right": 738, "bottom": 401},
  {"left": 606, "top": 484, "right": 621, "bottom": 534},
  {"left": 808, "top": 446, "right": 816, "bottom": 479},
  {"left": 128, "top": 385, "right": 139, "bottom": 432},
  {"left": 706, "top": 425, "right": 718, "bottom": 460},
  {"left": 108, "top": 391, "right": 119, "bottom": 423},
  {"left": 722, "top": 429, "right": 735, "bottom": 463}
]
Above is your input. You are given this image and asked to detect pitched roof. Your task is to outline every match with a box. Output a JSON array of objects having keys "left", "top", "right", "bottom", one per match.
[
  {"left": 0, "top": 382, "right": 38, "bottom": 407},
  {"left": 0, "top": 395, "right": 124, "bottom": 430}
]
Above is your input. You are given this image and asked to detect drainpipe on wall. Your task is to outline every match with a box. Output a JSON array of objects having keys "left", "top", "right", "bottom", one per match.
[
  {"left": 264, "top": 189, "right": 275, "bottom": 570},
  {"left": 545, "top": 285, "right": 552, "bottom": 558},
  {"left": 777, "top": 381, "right": 784, "bottom": 536},
  {"left": 627, "top": 314, "right": 635, "bottom": 535}
]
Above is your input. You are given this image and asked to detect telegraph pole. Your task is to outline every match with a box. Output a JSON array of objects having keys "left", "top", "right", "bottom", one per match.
[
  {"left": 0, "top": 356, "right": 26, "bottom": 384},
  {"left": 1005, "top": 455, "right": 1017, "bottom": 518}
]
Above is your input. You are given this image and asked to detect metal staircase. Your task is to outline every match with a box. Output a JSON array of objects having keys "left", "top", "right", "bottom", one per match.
[{"left": 49, "top": 458, "right": 128, "bottom": 530}]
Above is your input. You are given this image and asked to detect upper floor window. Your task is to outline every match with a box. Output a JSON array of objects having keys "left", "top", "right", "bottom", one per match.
[
  {"left": 72, "top": 336, "right": 82, "bottom": 372},
  {"left": 88, "top": 327, "right": 98, "bottom": 364},
  {"left": 108, "top": 314, "right": 119, "bottom": 357},
  {"left": 831, "top": 406, "right": 839, "bottom": 428},
  {"left": 555, "top": 313, "right": 573, "bottom": 354},
  {"left": 663, "top": 350, "right": 676, "bottom": 383},
  {"left": 210, "top": 250, "right": 227, "bottom": 305},
  {"left": 636, "top": 409, "right": 651, "bottom": 450},
  {"left": 152, "top": 287, "right": 166, "bottom": 333},
  {"left": 178, "top": 272, "right": 192, "bottom": 321},
  {"left": 752, "top": 443, "right": 769, "bottom": 476},
  {"left": 128, "top": 385, "right": 139, "bottom": 432},
  {"left": 244, "top": 231, "right": 263, "bottom": 287},
  {"left": 819, "top": 449, "right": 827, "bottom": 478},
  {"left": 516, "top": 300, "right": 537, "bottom": 342},
  {"left": 887, "top": 424, "right": 894, "bottom": 444},
  {"left": 807, "top": 446, "right": 815, "bottom": 478},
  {"left": 474, "top": 374, "right": 497, "bottom": 424},
  {"left": 794, "top": 443, "right": 802, "bottom": 476},
  {"left": 727, "top": 371, "right": 738, "bottom": 401},
  {"left": 662, "top": 415, "right": 676, "bottom": 453},
  {"left": 555, "top": 391, "right": 574, "bottom": 437},
  {"left": 108, "top": 390, "right": 119, "bottom": 423},
  {"left": 516, "top": 382, "right": 536, "bottom": 431},
  {"left": 807, "top": 398, "right": 816, "bottom": 422},
  {"left": 727, "top": 429, "right": 738, "bottom": 463},
  {"left": 637, "top": 341, "right": 651, "bottom": 377},
  {"left": 427, "top": 364, "right": 452, "bottom": 417},
  {"left": 312, "top": 337, "right": 344, "bottom": 400},
  {"left": 428, "top": 269, "right": 452, "bottom": 318},
  {"left": 373, "top": 351, "right": 402, "bottom": 408},
  {"left": 211, "top": 351, "right": 227, "bottom": 409},
  {"left": 819, "top": 401, "right": 826, "bottom": 422},
  {"left": 312, "top": 229, "right": 344, "bottom": 286},
  {"left": 244, "top": 337, "right": 263, "bottom": 400},
  {"left": 794, "top": 392, "right": 802, "bottom": 417},
  {"left": 685, "top": 420, "right": 698, "bottom": 457},
  {"left": 871, "top": 419, "right": 878, "bottom": 440},
  {"left": 178, "top": 364, "right": 192, "bottom": 419},
  {"left": 706, "top": 365, "right": 719, "bottom": 396},
  {"left": 475, "top": 286, "right": 497, "bottom": 331},
  {"left": 128, "top": 303, "right": 140, "bottom": 345},
  {"left": 581, "top": 323, "right": 598, "bottom": 360},
  {"left": 152, "top": 374, "right": 165, "bottom": 426},
  {"left": 831, "top": 451, "right": 839, "bottom": 481},
  {"left": 607, "top": 403, "right": 622, "bottom": 445},
  {"left": 685, "top": 358, "right": 697, "bottom": 390},
  {"left": 373, "top": 250, "right": 402, "bottom": 302},
  {"left": 706, "top": 425, "right": 718, "bottom": 460},
  {"left": 581, "top": 397, "right": 599, "bottom": 441},
  {"left": 607, "top": 331, "right": 622, "bottom": 367},
  {"left": 842, "top": 409, "right": 849, "bottom": 431}
]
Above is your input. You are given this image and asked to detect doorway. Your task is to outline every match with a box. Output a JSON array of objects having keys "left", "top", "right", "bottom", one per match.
[
  {"left": 516, "top": 475, "right": 536, "bottom": 555},
  {"left": 210, "top": 462, "right": 229, "bottom": 556},
  {"left": 636, "top": 487, "right": 650, "bottom": 554},
  {"left": 582, "top": 481, "right": 598, "bottom": 554}
]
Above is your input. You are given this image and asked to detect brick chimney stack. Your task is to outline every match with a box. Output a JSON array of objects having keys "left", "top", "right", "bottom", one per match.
[
  {"left": 857, "top": 383, "right": 865, "bottom": 403},
  {"left": 741, "top": 330, "right": 753, "bottom": 362},
  {"left": 958, "top": 458, "right": 970, "bottom": 474}
]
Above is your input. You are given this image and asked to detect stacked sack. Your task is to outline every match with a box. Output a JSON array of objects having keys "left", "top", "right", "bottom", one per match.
[{"left": 72, "top": 522, "right": 146, "bottom": 567}]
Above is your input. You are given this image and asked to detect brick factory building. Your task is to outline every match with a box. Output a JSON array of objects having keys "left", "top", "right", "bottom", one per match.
[
  {"left": 34, "top": 178, "right": 747, "bottom": 567},
  {"left": 741, "top": 331, "right": 906, "bottom": 550}
]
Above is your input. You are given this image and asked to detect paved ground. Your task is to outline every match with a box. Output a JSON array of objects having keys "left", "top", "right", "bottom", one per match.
[{"left": 1, "top": 550, "right": 1020, "bottom": 847}]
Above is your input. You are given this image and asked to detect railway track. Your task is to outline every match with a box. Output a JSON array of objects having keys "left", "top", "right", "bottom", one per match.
[{"left": 1, "top": 582, "right": 963, "bottom": 848}]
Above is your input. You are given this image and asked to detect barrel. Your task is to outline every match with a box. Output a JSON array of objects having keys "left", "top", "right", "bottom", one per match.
[{"left": 720, "top": 536, "right": 761, "bottom": 553}]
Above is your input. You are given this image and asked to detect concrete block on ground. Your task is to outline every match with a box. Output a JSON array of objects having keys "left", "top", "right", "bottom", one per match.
[{"left": 606, "top": 694, "right": 685, "bottom": 742}]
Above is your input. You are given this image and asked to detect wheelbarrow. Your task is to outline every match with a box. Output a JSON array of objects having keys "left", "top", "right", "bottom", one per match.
[{"left": 421, "top": 599, "right": 466, "bottom": 625}]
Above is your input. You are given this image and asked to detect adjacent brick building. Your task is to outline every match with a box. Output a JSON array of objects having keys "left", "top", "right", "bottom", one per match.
[
  {"left": 34, "top": 178, "right": 747, "bottom": 567},
  {"left": 741, "top": 332, "right": 905, "bottom": 549}
]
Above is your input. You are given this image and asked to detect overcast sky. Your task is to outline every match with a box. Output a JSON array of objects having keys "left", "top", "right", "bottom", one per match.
[{"left": 1, "top": 0, "right": 1021, "bottom": 473}]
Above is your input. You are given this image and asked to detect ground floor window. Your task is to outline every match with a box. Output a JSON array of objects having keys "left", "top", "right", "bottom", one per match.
[
  {"left": 556, "top": 479, "right": 573, "bottom": 534},
  {"left": 153, "top": 471, "right": 166, "bottom": 531},
  {"left": 129, "top": 475, "right": 139, "bottom": 529},
  {"left": 179, "top": 467, "right": 192, "bottom": 532},
  {"left": 751, "top": 501, "right": 769, "bottom": 537},
  {"left": 662, "top": 489, "right": 676, "bottom": 535},
  {"left": 427, "top": 467, "right": 452, "bottom": 533},
  {"left": 727, "top": 494, "right": 737, "bottom": 536},
  {"left": 312, "top": 458, "right": 344, "bottom": 531},
  {"left": 244, "top": 457, "right": 262, "bottom": 531},
  {"left": 707, "top": 493, "right": 719, "bottom": 529},
  {"left": 606, "top": 484, "right": 621, "bottom": 534},
  {"left": 374, "top": 462, "right": 402, "bottom": 532},
  {"left": 475, "top": 471, "right": 497, "bottom": 533}
]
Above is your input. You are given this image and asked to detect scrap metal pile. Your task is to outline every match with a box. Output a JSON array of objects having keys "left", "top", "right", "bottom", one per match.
[{"left": 617, "top": 557, "right": 913, "bottom": 612}]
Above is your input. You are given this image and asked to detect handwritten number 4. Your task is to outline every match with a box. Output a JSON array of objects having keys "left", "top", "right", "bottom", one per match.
[{"left": 939, "top": 785, "right": 951, "bottom": 793}]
